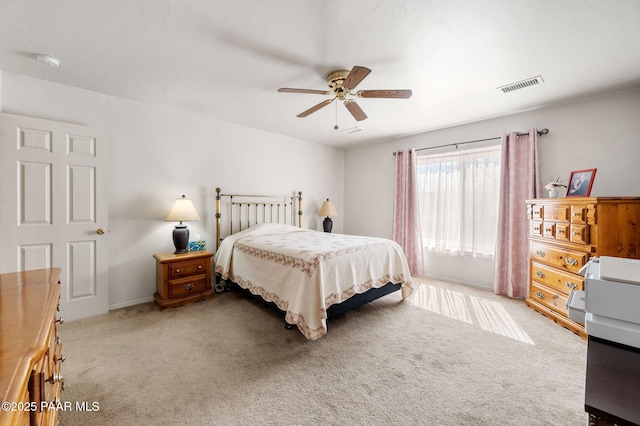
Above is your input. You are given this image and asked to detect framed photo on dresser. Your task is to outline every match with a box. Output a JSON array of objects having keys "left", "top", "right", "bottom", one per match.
[{"left": 566, "top": 168, "right": 596, "bottom": 197}]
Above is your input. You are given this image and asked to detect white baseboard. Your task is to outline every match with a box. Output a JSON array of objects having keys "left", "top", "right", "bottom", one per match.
[
  {"left": 109, "top": 296, "right": 154, "bottom": 311},
  {"left": 416, "top": 273, "right": 493, "bottom": 291}
]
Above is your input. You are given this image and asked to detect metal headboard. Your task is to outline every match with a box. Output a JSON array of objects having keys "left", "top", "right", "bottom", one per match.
[{"left": 215, "top": 187, "right": 303, "bottom": 249}]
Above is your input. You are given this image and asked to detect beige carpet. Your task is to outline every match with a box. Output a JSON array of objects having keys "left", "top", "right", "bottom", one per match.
[{"left": 58, "top": 277, "right": 587, "bottom": 425}]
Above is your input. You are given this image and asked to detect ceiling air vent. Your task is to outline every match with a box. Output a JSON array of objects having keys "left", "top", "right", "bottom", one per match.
[{"left": 498, "top": 75, "right": 544, "bottom": 93}]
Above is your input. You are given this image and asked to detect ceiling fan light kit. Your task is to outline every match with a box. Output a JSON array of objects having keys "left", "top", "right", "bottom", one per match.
[{"left": 278, "top": 65, "right": 412, "bottom": 126}]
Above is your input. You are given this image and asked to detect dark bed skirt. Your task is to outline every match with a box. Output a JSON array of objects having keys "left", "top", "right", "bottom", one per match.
[
  {"left": 223, "top": 279, "right": 402, "bottom": 320},
  {"left": 325, "top": 282, "right": 402, "bottom": 318}
]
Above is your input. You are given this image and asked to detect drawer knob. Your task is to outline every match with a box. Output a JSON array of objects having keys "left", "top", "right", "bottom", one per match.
[
  {"left": 45, "top": 396, "right": 62, "bottom": 408},
  {"left": 535, "top": 270, "right": 545, "bottom": 278},
  {"left": 47, "top": 372, "right": 63, "bottom": 384},
  {"left": 176, "top": 268, "right": 180, "bottom": 273},
  {"left": 566, "top": 257, "right": 579, "bottom": 266},
  {"left": 57, "top": 355, "right": 66, "bottom": 363},
  {"left": 56, "top": 316, "right": 64, "bottom": 324},
  {"left": 184, "top": 283, "right": 194, "bottom": 290},
  {"left": 573, "top": 231, "right": 580, "bottom": 236},
  {"left": 56, "top": 333, "right": 61, "bottom": 344},
  {"left": 534, "top": 291, "right": 545, "bottom": 299},
  {"left": 565, "top": 282, "right": 578, "bottom": 290},
  {"left": 198, "top": 265, "right": 202, "bottom": 269},
  {"left": 536, "top": 250, "right": 545, "bottom": 257}
]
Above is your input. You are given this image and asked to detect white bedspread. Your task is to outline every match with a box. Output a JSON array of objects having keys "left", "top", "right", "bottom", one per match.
[{"left": 214, "top": 223, "right": 413, "bottom": 340}]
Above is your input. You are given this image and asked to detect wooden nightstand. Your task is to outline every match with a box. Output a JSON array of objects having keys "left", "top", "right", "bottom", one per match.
[{"left": 153, "top": 251, "right": 214, "bottom": 309}]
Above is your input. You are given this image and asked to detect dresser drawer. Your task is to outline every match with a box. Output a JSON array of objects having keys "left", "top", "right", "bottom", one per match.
[
  {"left": 531, "top": 261, "right": 584, "bottom": 295},
  {"left": 531, "top": 242, "right": 590, "bottom": 273},
  {"left": 530, "top": 221, "right": 543, "bottom": 237},
  {"left": 530, "top": 281, "right": 569, "bottom": 317},
  {"left": 545, "top": 204, "right": 570, "bottom": 222},
  {"left": 555, "top": 223, "right": 570, "bottom": 241},
  {"left": 168, "top": 275, "right": 208, "bottom": 298},
  {"left": 542, "top": 221, "right": 556, "bottom": 238},
  {"left": 570, "top": 205, "right": 587, "bottom": 224},
  {"left": 46, "top": 321, "right": 62, "bottom": 376},
  {"left": 570, "top": 224, "right": 589, "bottom": 244},
  {"left": 532, "top": 205, "right": 543, "bottom": 220},
  {"left": 168, "top": 258, "right": 207, "bottom": 279}
]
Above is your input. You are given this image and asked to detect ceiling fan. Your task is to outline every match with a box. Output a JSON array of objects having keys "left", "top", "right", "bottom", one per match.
[{"left": 278, "top": 66, "right": 412, "bottom": 123}]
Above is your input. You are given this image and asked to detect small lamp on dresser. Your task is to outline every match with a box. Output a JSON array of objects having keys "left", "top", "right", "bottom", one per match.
[
  {"left": 319, "top": 199, "right": 338, "bottom": 233},
  {"left": 165, "top": 195, "right": 200, "bottom": 254}
]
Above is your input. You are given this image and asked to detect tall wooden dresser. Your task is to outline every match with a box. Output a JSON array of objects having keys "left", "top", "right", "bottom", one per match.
[
  {"left": 525, "top": 197, "right": 640, "bottom": 338},
  {"left": 0, "top": 268, "right": 64, "bottom": 426}
]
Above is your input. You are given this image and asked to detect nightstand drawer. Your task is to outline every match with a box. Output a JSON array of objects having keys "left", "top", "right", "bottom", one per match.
[
  {"left": 169, "top": 275, "right": 208, "bottom": 298},
  {"left": 168, "top": 258, "right": 207, "bottom": 279}
]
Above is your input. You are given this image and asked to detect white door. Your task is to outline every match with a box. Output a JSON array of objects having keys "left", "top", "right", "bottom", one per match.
[{"left": 0, "top": 112, "right": 109, "bottom": 321}]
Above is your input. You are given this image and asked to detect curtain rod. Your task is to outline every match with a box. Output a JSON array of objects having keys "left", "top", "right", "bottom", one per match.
[{"left": 393, "top": 128, "right": 549, "bottom": 156}]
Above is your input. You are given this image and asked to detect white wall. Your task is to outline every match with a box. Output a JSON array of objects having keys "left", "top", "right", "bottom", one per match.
[
  {"left": 0, "top": 72, "right": 345, "bottom": 309},
  {"left": 3, "top": 71, "right": 639, "bottom": 302},
  {"left": 344, "top": 88, "right": 640, "bottom": 289}
]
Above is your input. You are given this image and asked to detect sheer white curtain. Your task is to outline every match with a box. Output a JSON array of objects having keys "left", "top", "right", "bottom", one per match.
[
  {"left": 393, "top": 149, "right": 423, "bottom": 275},
  {"left": 417, "top": 145, "right": 501, "bottom": 257},
  {"left": 493, "top": 129, "right": 541, "bottom": 298}
]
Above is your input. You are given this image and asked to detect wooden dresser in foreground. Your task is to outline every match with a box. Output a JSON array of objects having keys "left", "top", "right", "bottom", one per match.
[
  {"left": 154, "top": 251, "right": 214, "bottom": 309},
  {"left": 0, "top": 268, "right": 64, "bottom": 426},
  {"left": 525, "top": 197, "right": 640, "bottom": 338}
]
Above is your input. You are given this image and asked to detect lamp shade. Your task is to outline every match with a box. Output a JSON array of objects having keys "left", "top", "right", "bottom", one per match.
[
  {"left": 318, "top": 199, "right": 338, "bottom": 217},
  {"left": 165, "top": 195, "right": 200, "bottom": 222}
]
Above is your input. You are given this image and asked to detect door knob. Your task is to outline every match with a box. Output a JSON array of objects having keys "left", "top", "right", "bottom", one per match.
[{"left": 96, "top": 228, "right": 106, "bottom": 235}]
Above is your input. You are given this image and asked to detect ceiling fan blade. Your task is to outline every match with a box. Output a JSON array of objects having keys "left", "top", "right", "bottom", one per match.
[
  {"left": 278, "top": 88, "right": 333, "bottom": 95},
  {"left": 342, "top": 66, "right": 371, "bottom": 91},
  {"left": 357, "top": 89, "right": 413, "bottom": 99},
  {"left": 344, "top": 100, "right": 368, "bottom": 121},
  {"left": 297, "top": 98, "right": 335, "bottom": 118}
]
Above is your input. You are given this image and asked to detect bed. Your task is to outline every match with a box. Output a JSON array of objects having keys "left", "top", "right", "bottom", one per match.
[{"left": 213, "top": 188, "right": 414, "bottom": 340}]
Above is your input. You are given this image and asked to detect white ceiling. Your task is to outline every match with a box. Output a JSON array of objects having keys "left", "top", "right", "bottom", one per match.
[{"left": 1, "top": 0, "right": 640, "bottom": 148}]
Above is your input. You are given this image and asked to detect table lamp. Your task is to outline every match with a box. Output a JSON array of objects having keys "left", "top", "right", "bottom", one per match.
[
  {"left": 165, "top": 195, "right": 200, "bottom": 254},
  {"left": 318, "top": 199, "right": 338, "bottom": 233}
]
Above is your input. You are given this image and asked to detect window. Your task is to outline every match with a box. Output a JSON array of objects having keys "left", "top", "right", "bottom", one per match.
[{"left": 417, "top": 145, "right": 501, "bottom": 258}]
